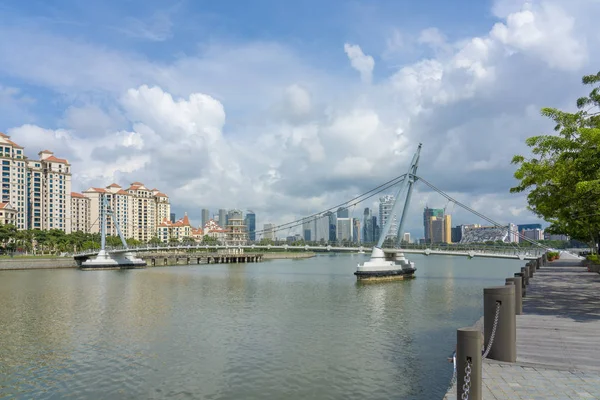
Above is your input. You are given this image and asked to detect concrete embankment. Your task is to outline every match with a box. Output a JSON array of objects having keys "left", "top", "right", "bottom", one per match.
[
  {"left": 0, "top": 258, "right": 77, "bottom": 270},
  {"left": 262, "top": 252, "right": 316, "bottom": 260}
]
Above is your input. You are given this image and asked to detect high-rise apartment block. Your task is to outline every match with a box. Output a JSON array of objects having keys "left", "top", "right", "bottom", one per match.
[
  {"left": 0, "top": 133, "right": 73, "bottom": 232},
  {"left": 71, "top": 192, "right": 91, "bottom": 233},
  {"left": 72, "top": 182, "right": 170, "bottom": 241}
]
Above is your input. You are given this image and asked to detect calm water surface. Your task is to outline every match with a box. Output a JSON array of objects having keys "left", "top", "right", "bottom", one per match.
[{"left": 0, "top": 254, "right": 522, "bottom": 399}]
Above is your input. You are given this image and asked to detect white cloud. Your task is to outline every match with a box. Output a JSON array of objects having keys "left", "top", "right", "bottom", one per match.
[
  {"left": 2, "top": 0, "right": 598, "bottom": 238},
  {"left": 490, "top": 2, "right": 587, "bottom": 70},
  {"left": 344, "top": 43, "right": 375, "bottom": 84}
]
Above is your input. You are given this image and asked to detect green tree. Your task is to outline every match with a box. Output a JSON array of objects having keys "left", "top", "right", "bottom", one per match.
[
  {"left": 511, "top": 71, "right": 600, "bottom": 252},
  {"left": 202, "top": 235, "right": 218, "bottom": 245},
  {"left": 148, "top": 237, "right": 162, "bottom": 245}
]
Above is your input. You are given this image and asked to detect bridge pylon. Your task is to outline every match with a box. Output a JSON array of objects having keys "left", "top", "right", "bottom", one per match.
[{"left": 81, "top": 194, "right": 146, "bottom": 270}]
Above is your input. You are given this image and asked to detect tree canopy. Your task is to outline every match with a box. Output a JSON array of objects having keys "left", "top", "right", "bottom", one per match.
[{"left": 511, "top": 71, "right": 600, "bottom": 250}]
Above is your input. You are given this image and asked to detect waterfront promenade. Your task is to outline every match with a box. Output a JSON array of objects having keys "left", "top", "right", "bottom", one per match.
[{"left": 445, "top": 255, "right": 600, "bottom": 399}]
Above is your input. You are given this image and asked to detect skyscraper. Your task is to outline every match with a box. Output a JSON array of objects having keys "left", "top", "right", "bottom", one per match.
[
  {"left": 263, "top": 223, "right": 275, "bottom": 240},
  {"left": 352, "top": 219, "right": 361, "bottom": 243},
  {"left": 245, "top": 210, "right": 256, "bottom": 241},
  {"left": 315, "top": 214, "right": 330, "bottom": 242},
  {"left": 170, "top": 213, "right": 176, "bottom": 223},
  {"left": 201, "top": 208, "right": 210, "bottom": 227},
  {"left": 363, "top": 208, "right": 373, "bottom": 243},
  {"left": 337, "top": 207, "right": 349, "bottom": 218},
  {"left": 326, "top": 211, "right": 337, "bottom": 242},
  {"left": 379, "top": 195, "right": 398, "bottom": 240},
  {"left": 301, "top": 217, "right": 316, "bottom": 242},
  {"left": 423, "top": 207, "right": 444, "bottom": 243},
  {"left": 218, "top": 209, "right": 227, "bottom": 228}
]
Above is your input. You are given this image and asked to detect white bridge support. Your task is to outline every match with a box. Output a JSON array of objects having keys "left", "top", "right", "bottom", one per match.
[
  {"left": 356, "top": 144, "right": 422, "bottom": 279},
  {"left": 81, "top": 194, "right": 146, "bottom": 270}
]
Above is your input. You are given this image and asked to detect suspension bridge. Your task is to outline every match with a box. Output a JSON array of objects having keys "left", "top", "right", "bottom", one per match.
[{"left": 77, "top": 144, "right": 552, "bottom": 270}]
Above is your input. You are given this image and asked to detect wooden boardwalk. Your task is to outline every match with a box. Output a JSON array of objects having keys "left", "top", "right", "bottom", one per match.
[
  {"left": 516, "top": 257, "right": 600, "bottom": 372},
  {"left": 445, "top": 255, "right": 600, "bottom": 399}
]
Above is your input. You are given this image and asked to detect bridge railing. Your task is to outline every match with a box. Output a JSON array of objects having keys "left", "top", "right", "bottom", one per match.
[{"left": 72, "top": 242, "right": 545, "bottom": 258}]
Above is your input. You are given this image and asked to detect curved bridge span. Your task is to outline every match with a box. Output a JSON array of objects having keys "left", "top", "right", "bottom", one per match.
[{"left": 73, "top": 244, "right": 545, "bottom": 261}]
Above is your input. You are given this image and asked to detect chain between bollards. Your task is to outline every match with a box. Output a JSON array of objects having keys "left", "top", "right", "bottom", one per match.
[
  {"left": 461, "top": 360, "right": 472, "bottom": 400},
  {"left": 482, "top": 301, "right": 501, "bottom": 358}
]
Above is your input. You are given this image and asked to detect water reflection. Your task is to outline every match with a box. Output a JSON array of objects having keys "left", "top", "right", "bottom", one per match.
[{"left": 0, "top": 255, "right": 522, "bottom": 399}]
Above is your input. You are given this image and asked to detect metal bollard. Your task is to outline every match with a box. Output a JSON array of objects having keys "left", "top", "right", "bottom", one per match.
[
  {"left": 483, "top": 285, "right": 516, "bottom": 362},
  {"left": 457, "top": 327, "right": 482, "bottom": 400},
  {"left": 521, "top": 267, "right": 529, "bottom": 285},
  {"left": 514, "top": 272, "right": 526, "bottom": 297},
  {"left": 506, "top": 277, "right": 522, "bottom": 315},
  {"left": 528, "top": 262, "right": 535, "bottom": 277},
  {"left": 536, "top": 258, "right": 541, "bottom": 270}
]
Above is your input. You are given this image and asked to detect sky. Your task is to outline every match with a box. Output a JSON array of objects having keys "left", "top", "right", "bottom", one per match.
[{"left": 0, "top": 0, "right": 598, "bottom": 240}]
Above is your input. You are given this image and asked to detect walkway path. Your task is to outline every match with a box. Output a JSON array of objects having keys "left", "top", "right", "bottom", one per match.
[{"left": 445, "top": 254, "right": 600, "bottom": 399}]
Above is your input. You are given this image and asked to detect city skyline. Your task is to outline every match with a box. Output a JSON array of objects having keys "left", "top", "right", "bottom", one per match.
[{"left": 0, "top": 0, "right": 586, "bottom": 240}]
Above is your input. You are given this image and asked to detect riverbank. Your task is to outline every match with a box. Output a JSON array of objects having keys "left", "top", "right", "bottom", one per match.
[
  {"left": 0, "top": 251, "right": 317, "bottom": 270},
  {"left": 444, "top": 255, "right": 600, "bottom": 399},
  {"left": 261, "top": 252, "right": 316, "bottom": 260},
  {"left": 0, "top": 257, "right": 77, "bottom": 270}
]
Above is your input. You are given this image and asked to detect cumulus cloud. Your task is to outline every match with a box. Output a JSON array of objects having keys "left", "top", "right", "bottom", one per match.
[
  {"left": 344, "top": 43, "right": 375, "bottom": 83},
  {"left": 2, "top": 0, "right": 599, "bottom": 238}
]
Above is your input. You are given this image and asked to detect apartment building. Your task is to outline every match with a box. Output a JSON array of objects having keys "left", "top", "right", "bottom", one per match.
[
  {"left": 0, "top": 133, "right": 27, "bottom": 229},
  {"left": 77, "top": 182, "right": 170, "bottom": 241},
  {"left": 71, "top": 192, "right": 91, "bottom": 233},
  {"left": 157, "top": 214, "right": 192, "bottom": 243},
  {"left": 38, "top": 150, "right": 72, "bottom": 233}
]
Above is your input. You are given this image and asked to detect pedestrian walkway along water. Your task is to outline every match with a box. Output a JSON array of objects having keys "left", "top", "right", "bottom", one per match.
[{"left": 445, "top": 255, "right": 600, "bottom": 399}]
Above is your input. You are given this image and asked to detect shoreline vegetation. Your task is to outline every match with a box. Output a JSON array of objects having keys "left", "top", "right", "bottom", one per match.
[{"left": 511, "top": 70, "right": 600, "bottom": 254}]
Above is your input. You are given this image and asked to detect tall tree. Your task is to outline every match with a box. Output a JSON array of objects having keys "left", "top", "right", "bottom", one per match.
[{"left": 511, "top": 71, "right": 600, "bottom": 251}]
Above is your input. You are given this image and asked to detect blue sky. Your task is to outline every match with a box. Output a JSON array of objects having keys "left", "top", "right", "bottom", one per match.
[{"left": 0, "top": 0, "right": 598, "bottom": 238}]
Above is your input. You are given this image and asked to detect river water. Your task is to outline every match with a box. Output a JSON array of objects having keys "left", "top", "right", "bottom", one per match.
[{"left": 0, "top": 254, "right": 522, "bottom": 399}]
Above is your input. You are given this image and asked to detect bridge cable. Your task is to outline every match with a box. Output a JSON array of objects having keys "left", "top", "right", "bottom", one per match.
[
  {"left": 415, "top": 175, "right": 551, "bottom": 250},
  {"left": 252, "top": 174, "right": 408, "bottom": 237}
]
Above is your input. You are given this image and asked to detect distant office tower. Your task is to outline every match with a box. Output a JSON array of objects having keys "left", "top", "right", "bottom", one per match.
[
  {"left": 424, "top": 214, "right": 452, "bottom": 244},
  {"left": 201, "top": 208, "right": 210, "bottom": 227},
  {"left": 170, "top": 213, "right": 176, "bottom": 223},
  {"left": 315, "top": 214, "right": 330, "bottom": 242},
  {"left": 403, "top": 232, "right": 410, "bottom": 244},
  {"left": 336, "top": 218, "right": 352, "bottom": 242},
  {"left": 353, "top": 219, "right": 361, "bottom": 243},
  {"left": 218, "top": 209, "right": 227, "bottom": 228},
  {"left": 508, "top": 223, "right": 518, "bottom": 243},
  {"left": 302, "top": 217, "right": 315, "bottom": 241},
  {"left": 379, "top": 195, "right": 398, "bottom": 240},
  {"left": 363, "top": 208, "right": 373, "bottom": 243},
  {"left": 337, "top": 207, "right": 349, "bottom": 218},
  {"left": 372, "top": 216, "right": 379, "bottom": 242},
  {"left": 263, "top": 223, "right": 275, "bottom": 240},
  {"left": 451, "top": 226, "right": 462, "bottom": 243},
  {"left": 245, "top": 210, "right": 256, "bottom": 241},
  {"left": 521, "top": 228, "right": 544, "bottom": 242},
  {"left": 326, "top": 211, "right": 337, "bottom": 242},
  {"left": 423, "top": 207, "right": 444, "bottom": 243}
]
